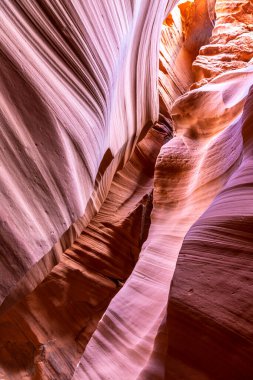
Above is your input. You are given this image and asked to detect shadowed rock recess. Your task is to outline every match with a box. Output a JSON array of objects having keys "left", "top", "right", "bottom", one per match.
[{"left": 0, "top": 0, "right": 252, "bottom": 379}]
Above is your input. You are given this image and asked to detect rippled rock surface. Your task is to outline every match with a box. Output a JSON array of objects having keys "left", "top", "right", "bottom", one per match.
[{"left": 0, "top": 0, "right": 252, "bottom": 379}]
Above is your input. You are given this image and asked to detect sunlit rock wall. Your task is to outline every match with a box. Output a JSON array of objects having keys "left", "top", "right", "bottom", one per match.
[
  {"left": 159, "top": 0, "right": 216, "bottom": 114},
  {"left": 165, "top": 1, "right": 253, "bottom": 378},
  {"left": 192, "top": 0, "right": 253, "bottom": 88},
  {"left": 0, "top": 0, "right": 253, "bottom": 379},
  {"left": 0, "top": 0, "right": 171, "bottom": 304},
  {"left": 0, "top": 124, "right": 171, "bottom": 379},
  {"left": 74, "top": 0, "right": 253, "bottom": 379}
]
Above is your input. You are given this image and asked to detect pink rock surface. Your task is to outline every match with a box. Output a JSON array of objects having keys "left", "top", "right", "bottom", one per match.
[
  {"left": 0, "top": 125, "right": 170, "bottom": 379},
  {"left": 0, "top": 0, "right": 168, "bottom": 304},
  {"left": 73, "top": 66, "right": 253, "bottom": 380},
  {"left": 166, "top": 84, "right": 253, "bottom": 379},
  {"left": 1, "top": 0, "right": 253, "bottom": 379}
]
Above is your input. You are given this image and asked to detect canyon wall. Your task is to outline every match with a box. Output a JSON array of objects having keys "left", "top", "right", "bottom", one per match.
[
  {"left": 0, "top": 0, "right": 253, "bottom": 379},
  {"left": 0, "top": 0, "right": 173, "bottom": 305}
]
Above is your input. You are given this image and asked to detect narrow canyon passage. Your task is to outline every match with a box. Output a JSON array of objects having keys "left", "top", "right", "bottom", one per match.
[{"left": 0, "top": 0, "right": 253, "bottom": 379}]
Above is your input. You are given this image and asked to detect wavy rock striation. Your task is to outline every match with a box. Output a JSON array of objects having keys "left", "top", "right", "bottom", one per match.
[
  {"left": 73, "top": 1, "right": 253, "bottom": 379},
  {"left": 0, "top": 0, "right": 253, "bottom": 379},
  {"left": 0, "top": 124, "right": 171, "bottom": 379},
  {"left": 0, "top": 0, "right": 170, "bottom": 304},
  {"left": 166, "top": 83, "right": 253, "bottom": 380},
  {"left": 75, "top": 54, "right": 253, "bottom": 380}
]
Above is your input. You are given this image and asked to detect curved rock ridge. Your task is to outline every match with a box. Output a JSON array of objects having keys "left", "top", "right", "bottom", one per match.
[
  {"left": 72, "top": 0, "right": 253, "bottom": 376},
  {"left": 166, "top": 84, "right": 253, "bottom": 380},
  {"left": 0, "top": 0, "right": 169, "bottom": 304},
  {"left": 73, "top": 65, "right": 253, "bottom": 380},
  {"left": 0, "top": 124, "right": 171, "bottom": 379},
  {"left": 1, "top": 0, "right": 253, "bottom": 379}
]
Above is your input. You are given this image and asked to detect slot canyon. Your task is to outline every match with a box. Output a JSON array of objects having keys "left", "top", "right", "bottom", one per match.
[{"left": 0, "top": 0, "right": 253, "bottom": 379}]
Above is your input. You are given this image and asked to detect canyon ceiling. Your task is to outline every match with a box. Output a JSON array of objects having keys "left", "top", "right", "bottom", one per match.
[{"left": 0, "top": 0, "right": 253, "bottom": 379}]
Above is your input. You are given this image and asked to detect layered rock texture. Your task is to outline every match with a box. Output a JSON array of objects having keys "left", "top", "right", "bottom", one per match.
[{"left": 0, "top": 0, "right": 253, "bottom": 379}]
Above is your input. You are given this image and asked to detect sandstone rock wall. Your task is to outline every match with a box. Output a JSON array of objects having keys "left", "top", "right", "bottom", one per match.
[
  {"left": 0, "top": 0, "right": 253, "bottom": 379},
  {"left": 0, "top": 0, "right": 169, "bottom": 304},
  {"left": 73, "top": 1, "right": 253, "bottom": 378}
]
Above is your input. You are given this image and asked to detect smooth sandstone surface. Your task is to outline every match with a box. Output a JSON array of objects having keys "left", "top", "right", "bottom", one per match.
[
  {"left": 0, "top": 0, "right": 253, "bottom": 379},
  {"left": 73, "top": 1, "right": 253, "bottom": 378},
  {"left": 74, "top": 67, "right": 253, "bottom": 380},
  {"left": 166, "top": 85, "right": 253, "bottom": 380},
  {"left": 0, "top": 124, "right": 171, "bottom": 379},
  {"left": 0, "top": 0, "right": 171, "bottom": 304}
]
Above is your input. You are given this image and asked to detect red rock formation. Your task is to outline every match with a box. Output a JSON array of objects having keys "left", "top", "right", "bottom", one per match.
[
  {"left": 0, "top": 0, "right": 167, "bottom": 304},
  {"left": 74, "top": 63, "right": 253, "bottom": 380},
  {"left": 0, "top": 124, "right": 171, "bottom": 379},
  {"left": 192, "top": 0, "right": 253, "bottom": 88},
  {"left": 159, "top": 0, "right": 215, "bottom": 113},
  {"left": 166, "top": 85, "right": 253, "bottom": 380},
  {"left": 72, "top": 1, "right": 253, "bottom": 379},
  {"left": 0, "top": 0, "right": 253, "bottom": 379}
]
